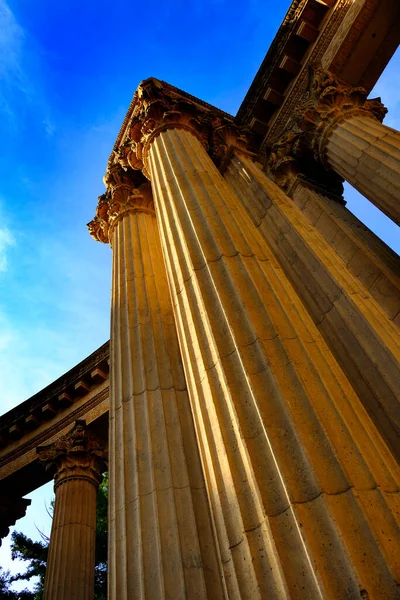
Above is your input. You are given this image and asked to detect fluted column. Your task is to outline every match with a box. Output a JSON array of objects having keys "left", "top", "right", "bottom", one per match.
[
  {"left": 298, "top": 65, "right": 400, "bottom": 226},
  {"left": 289, "top": 179, "right": 400, "bottom": 324},
  {"left": 224, "top": 153, "right": 400, "bottom": 461},
  {"left": 120, "top": 78, "right": 400, "bottom": 599},
  {"left": 88, "top": 166, "right": 225, "bottom": 600},
  {"left": 325, "top": 116, "right": 400, "bottom": 225},
  {"left": 37, "top": 420, "right": 107, "bottom": 600}
]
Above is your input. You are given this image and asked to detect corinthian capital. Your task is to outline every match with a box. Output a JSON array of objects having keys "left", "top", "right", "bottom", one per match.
[
  {"left": 87, "top": 166, "right": 154, "bottom": 244},
  {"left": 37, "top": 420, "right": 107, "bottom": 489},
  {"left": 297, "top": 64, "right": 387, "bottom": 164},
  {"left": 116, "top": 78, "right": 255, "bottom": 178}
]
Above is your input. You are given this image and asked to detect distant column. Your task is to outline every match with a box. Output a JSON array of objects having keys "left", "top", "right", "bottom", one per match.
[
  {"left": 37, "top": 420, "right": 106, "bottom": 600},
  {"left": 299, "top": 65, "right": 400, "bottom": 226},
  {"left": 88, "top": 166, "right": 224, "bottom": 600}
]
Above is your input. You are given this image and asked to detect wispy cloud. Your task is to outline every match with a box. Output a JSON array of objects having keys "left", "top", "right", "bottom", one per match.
[
  {"left": 0, "top": 0, "right": 55, "bottom": 135},
  {"left": 0, "top": 226, "right": 14, "bottom": 271},
  {"left": 0, "top": 0, "right": 24, "bottom": 80}
]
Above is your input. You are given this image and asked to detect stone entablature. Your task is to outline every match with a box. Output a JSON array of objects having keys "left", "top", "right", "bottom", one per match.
[
  {"left": 0, "top": 342, "right": 109, "bottom": 504},
  {"left": 0, "top": 342, "right": 109, "bottom": 454},
  {"left": 236, "top": 0, "right": 400, "bottom": 154}
]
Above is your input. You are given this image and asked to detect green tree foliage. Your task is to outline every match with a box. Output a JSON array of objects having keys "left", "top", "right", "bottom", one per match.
[{"left": 1, "top": 474, "right": 108, "bottom": 600}]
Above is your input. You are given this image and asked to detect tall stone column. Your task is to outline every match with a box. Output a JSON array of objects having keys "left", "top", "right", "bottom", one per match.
[
  {"left": 88, "top": 167, "right": 225, "bottom": 600},
  {"left": 298, "top": 65, "right": 400, "bottom": 226},
  {"left": 289, "top": 180, "right": 400, "bottom": 324},
  {"left": 37, "top": 420, "right": 107, "bottom": 600},
  {"left": 124, "top": 78, "right": 400, "bottom": 600},
  {"left": 224, "top": 152, "right": 400, "bottom": 461}
]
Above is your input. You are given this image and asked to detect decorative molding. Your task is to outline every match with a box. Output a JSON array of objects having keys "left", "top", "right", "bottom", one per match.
[
  {"left": 235, "top": 0, "right": 309, "bottom": 124},
  {"left": 0, "top": 387, "right": 109, "bottom": 477},
  {"left": 107, "top": 80, "right": 233, "bottom": 169},
  {"left": 265, "top": 65, "right": 386, "bottom": 187},
  {"left": 297, "top": 64, "right": 387, "bottom": 164},
  {"left": 37, "top": 420, "right": 107, "bottom": 489},
  {"left": 264, "top": 0, "right": 352, "bottom": 146},
  {"left": 107, "top": 78, "right": 256, "bottom": 181},
  {"left": 88, "top": 165, "right": 154, "bottom": 244},
  {"left": 0, "top": 342, "right": 109, "bottom": 454}
]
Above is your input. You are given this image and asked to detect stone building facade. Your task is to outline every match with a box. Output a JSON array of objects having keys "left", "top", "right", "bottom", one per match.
[{"left": 1, "top": 0, "right": 400, "bottom": 598}]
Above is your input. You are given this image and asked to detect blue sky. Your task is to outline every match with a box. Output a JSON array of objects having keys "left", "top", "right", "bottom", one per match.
[{"left": 0, "top": 0, "right": 399, "bottom": 588}]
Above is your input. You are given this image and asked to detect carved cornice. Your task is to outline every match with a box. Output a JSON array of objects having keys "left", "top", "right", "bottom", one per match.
[
  {"left": 37, "top": 420, "right": 107, "bottom": 489},
  {"left": 261, "top": 0, "right": 352, "bottom": 147},
  {"left": 111, "top": 78, "right": 255, "bottom": 180},
  {"left": 266, "top": 65, "right": 386, "bottom": 180},
  {"left": 0, "top": 387, "right": 109, "bottom": 480},
  {"left": 329, "top": 0, "right": 378, "bottom": 79},
  {"left": 88, "top": 166, "right": 154, "bottom": 244},
  {"left": 0, "top": 342, "right": 109, "bottom": 456},
  {"left": 297, "top": 64, "right": 387, "bottom": 164}
]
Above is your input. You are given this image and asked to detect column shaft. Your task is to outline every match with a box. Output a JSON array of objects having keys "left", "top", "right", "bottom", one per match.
[
  {"left": 109, "top": 207, "right": 224, "bottom": 599},
  {"left": 224, "top": 153, "right": 400, "bottom": 460},
  {"left": 148, "top": 127, "right": 400, "bottom": 600},
  {"left": 326, "top": 115, "right": 400, "bottom": 225},
  {"left": 38, "top": 422, "right": 106, "bottom": 600},
  {"left": 44, "top": 477, "right": 97, "bottom": 600},
  {"left": 290, "top": 181, "right": 400, "bottom": 324}
]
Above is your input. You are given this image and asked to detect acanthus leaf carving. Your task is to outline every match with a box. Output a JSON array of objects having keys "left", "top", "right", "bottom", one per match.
[
  {"left": 88, "top": 164, "right": 154, "bottom": 245},
  {"left": 296, "top": 64, "right": 387, "bottom": 164},
  {"left": 113, "top": 78, "right": 256, "bottom": 178},
  {"left": 37, "top": 420, "right": 107, "bottom": 488},
  {"left": 264, "top": 64, "right": 386, "bottom": 194}
]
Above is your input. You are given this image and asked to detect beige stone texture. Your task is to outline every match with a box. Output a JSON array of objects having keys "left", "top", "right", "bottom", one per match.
[
  {"left": 291, "top": 182, "right": 400, "bottom": 322},
  {"left": 37, "top": 421, "right": 106, "bottom": 600},
  {"left": 326, "top": 114, "right": 400, "bottom": 226},
  {"left": 147, "top": 126, "right": 400, "bottom": 599},
  {"left": 106, "top": 191, "right": 225, "bottom": 599},
  {"left": 224, "top": 154, "right": 400, "bottom": 460}
]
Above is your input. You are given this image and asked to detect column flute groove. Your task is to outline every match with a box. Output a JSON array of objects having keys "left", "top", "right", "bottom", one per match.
[
  {"left": 89, "top": 166, "right": 226, "bottom": 600},
  {"left": 224, "top": 153, "right": 400, "bottom": 459},
  {"left": 117, "top": 77, "right": 400, "bottom": 599},
  {"left": 37, "top": 421, "right": 107, "bottom": 600},
  {"left": 295, "top": 65, "right": 400, "bottom": 226}
]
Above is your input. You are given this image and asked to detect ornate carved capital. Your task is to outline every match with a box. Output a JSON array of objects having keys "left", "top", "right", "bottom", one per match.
[
  {"left": 116, "top": 78, "right": 255, "bottom": 178},
  {"left": 87, "top": 165, "right": 154, "bottom": 244},
  {"left": 266, "top": 127, "right": 303, "bottom": 192},
  {"left": 265, "top": 123, "right": 344, "bottom": 200},
  {"left": 37, "top": 421, "right": 107, "bottom": 489},
  {"left": 297, "top": 64, "right": 387, "bottom": 164}
]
